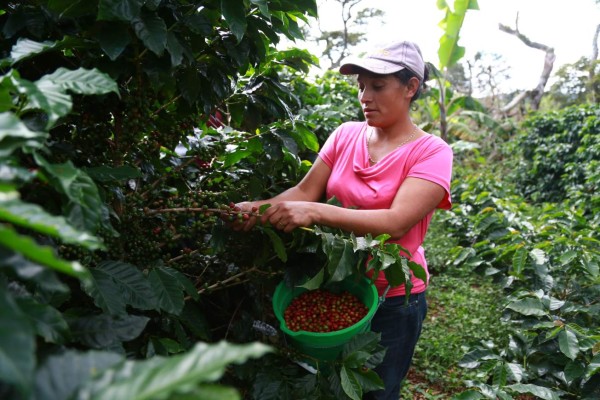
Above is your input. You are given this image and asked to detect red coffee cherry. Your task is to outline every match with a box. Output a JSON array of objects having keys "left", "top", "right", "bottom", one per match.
[{"left": 283, "top": 289, "right": 368, "bottom": 333}]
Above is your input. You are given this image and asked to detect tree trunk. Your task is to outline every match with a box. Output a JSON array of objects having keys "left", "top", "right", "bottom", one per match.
[{"left": 499, "top": 17, "right": 555, "bottom": 111}]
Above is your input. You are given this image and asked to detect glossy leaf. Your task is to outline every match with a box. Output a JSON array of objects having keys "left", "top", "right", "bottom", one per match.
[
  {"left": 511, "top": 246, "right": 527, "bottom": 277},
  {"left": 0, "top": 198, "right": 103, "bottom": 249},
  {"left": 558, "top": 328, "right": 579, "bottom": 360},
  {"left": 16, "top": 298, "right": 69, "bottom": 344},
  {"left": 46, "top": 0, "right": 97, "bottom": 18},
  {"left": 9, "top": 38, "right": 56, "bottom": 63},
  {"left": 0, "top": 283, "right": 36, "bottom": 399},
  {"left": 0, "top": 111, "right": 48, "bottom": 156},
  {"left": 148, "top": 266, "right": 185, "bottom": 315},
  {"left": 132, "top": 12, "right": 167, "bottom": 56},
  {"left": 33, "top": 154, "right": 106, "bottom": 232},
  {"left": 340, "top": 365, "right": 362, "bottom": 400},
  {"left": 506, "top": 298, "right": 546, "bottom": 316},
  {"left": 299, "top": 267, "right": 324, "bottom": 290},
  {"left": 89, "top": 261, "right": 157, "bottom": 314},
  {"left": 84, "top": 165, "right": 141, "bottom": 182},
  {"left": 74, "top": 341, "right": 271, "bottom": 399},
  {"left": 0, "top": 225, "right": 91, "bottom": 280},
  {"left": 34, "top": 350, "right": 123, "bottom": 400},
  {"left": 97, "top": 0, "right": 143, "bottom": 22},
  {"left": 221, "top": 0, "right": 248, "bottom": 42},
  {"left": 260, "top": 226, "right": 287, "bottom": 262},
  {"left": 37, "top": 67, "right": 119, "bottom": 97},
  {"left": 506, "top": 383, "right": 560, "bottom": 400},
  {"left": 70, "top": 314, "right": 150, "bottom": 349},
  {"left": 95, "top": 22, "right": 131, "bottom": 60}
]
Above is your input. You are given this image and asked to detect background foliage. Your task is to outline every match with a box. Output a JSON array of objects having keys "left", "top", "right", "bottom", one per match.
[{"left": 1, "top": 1, "right": 599, "bottom": 400}]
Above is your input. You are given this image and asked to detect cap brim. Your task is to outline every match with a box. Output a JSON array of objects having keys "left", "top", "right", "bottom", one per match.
[{"left": 339, "top": 57, "right": 406, "bottom": 75}]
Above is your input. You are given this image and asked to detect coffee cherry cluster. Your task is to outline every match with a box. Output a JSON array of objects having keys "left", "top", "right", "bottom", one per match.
[{"left": 283, "top": 289, "right": 368, "bottom": 333}]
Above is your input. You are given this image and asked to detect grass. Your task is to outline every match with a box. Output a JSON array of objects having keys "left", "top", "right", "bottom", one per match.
[{"left": 400, "top": 273, "right": 511, "bottom": 399}]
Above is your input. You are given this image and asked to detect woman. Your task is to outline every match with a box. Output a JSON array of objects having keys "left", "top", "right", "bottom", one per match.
[{"left": 234, "top": 40, "right": 453, "bottom": 399}]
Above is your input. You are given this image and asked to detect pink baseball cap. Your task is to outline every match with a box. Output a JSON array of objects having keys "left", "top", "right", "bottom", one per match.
[{"left": 339, "top": 40, "right": 425, "bottom": 80}]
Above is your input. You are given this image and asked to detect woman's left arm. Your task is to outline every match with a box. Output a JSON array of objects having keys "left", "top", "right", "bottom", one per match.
[{"left": 266, "top": 177, "right": 445, "bottom": 238}]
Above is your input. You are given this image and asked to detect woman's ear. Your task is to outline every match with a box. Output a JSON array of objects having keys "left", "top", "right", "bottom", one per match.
[{"left": 407, "top": 77, "right": 421, "bottom": 97}]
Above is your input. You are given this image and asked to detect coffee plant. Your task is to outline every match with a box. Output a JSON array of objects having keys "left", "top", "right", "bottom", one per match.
[
  {"left": 0, "top": 2, "right": 433, "bottom": 399},
  {"left": 441, "top": 152, "right": 600, "bottom": 399}
]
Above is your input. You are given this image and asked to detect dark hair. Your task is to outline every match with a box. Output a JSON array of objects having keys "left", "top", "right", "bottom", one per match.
[{"left": 393, "top": 65, "right": 429, "bottom": 103}]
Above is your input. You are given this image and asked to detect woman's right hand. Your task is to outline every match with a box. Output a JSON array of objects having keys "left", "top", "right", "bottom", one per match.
[{"left": 230, "top": 201, "right": 261, "bottom": 232}]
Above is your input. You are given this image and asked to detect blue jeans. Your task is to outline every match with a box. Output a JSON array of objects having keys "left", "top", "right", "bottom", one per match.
[{"left": 363, "top": 291, "right": 427, "bottom": 400}]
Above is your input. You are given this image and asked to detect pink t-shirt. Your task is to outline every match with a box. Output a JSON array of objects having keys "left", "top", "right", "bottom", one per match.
[{"left": 318, "top": 121, "right": 453, "bottom": 297}]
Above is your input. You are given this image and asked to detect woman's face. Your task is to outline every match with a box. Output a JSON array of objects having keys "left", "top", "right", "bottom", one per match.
[{"left": 357, "top": 73, "right": 412, "bottom": 128}]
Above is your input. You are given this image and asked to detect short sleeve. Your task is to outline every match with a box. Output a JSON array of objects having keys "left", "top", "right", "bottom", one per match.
[
  {"left": 318, "top": 125, "right": 342, "bottom": 169},
  {"left": 407, "top": 140, "right": 453, "bottom": 210}
]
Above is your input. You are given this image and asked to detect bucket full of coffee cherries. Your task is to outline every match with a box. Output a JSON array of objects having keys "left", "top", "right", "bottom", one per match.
[{"left": 272, "top": 277, "right": 378, "bottom": 362}]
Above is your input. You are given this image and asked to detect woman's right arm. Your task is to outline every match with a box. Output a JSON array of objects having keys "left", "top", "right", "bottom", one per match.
[{"left": 233, "top": 157, "right": 332, "bottom": 231}]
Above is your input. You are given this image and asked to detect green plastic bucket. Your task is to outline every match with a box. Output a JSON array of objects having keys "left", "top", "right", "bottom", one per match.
[{"left": 273, "top": 277, "right": 379, "bottom": 362}]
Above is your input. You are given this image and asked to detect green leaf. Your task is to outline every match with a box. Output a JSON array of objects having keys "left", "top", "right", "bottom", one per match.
[
  {"left": 506, "top": 297, "right": 546, "bottom": 316},
  {"left": 324, "top": 235, "right": 356, "bottom": 283},
  {"left": 558, "top": 328, "right": 579, "bottom": 360},
  {"left": 564, "top": 361, "right": 585, "bottom": 384},
  {"left": 9, "top": 38, "right": 56, "bottom": 63},
  {"left": 34, "top": 350, "right": 123, "bottom": 400},
  {"left": 86, "top": 268, "right": 128, "bottom": 316},
  {"left": 148, "top": 266, "right": 185, "bottom": 315},
  {"left": 250, "top": 0, "right": 270, "bottom": 18},
  {"left": 298, "top": 268, "right": 324, "bottom": 290},
  {"left": 166, "top": 31, "right": 185, "bottom": 66},
  {"left": 259, "top": 226, "right": 287, "bottom": 262},
  {"left": 95, "top": 22, "right": 132, "bottom": 60},
  {"left": 38, "top": 67, "right": 119, "bottom": 97},
  {"left": 559, "top": 250, "right": 578, "bottom": 266},
  {"left": 47, "top": 0, "right": 97, "bottom": 18},
  {"left": 0, "top": 198, "right": 104, "bottom": 250},
  {"left": 16, "top": 298, "right": 69, "bottom": 344},
  {"left": 342, "top": 331, "right": 381, "bottom": 359},
  {"left": 74, "top": 341, "right": 271, "bottom": 399},
  {"left": 382, "top": 259, "right": 408, "bottom": 288},
  {"left": 530, "top": 248, "right": 547, "bottom": 265},
  {"left": 0, "top": 225, "right": 91, "bottom": 280},
  {"left": 98, "top": 0, "right": 143, "bottom": 22},
  {"left": 437, "top": 0, "right": 478, "bottom": 69},
  {"left": 70, "top": 314, "right": 150, "bottom": 349},
  {"left": 0, "top": 283, "right": 36, "bottom": 399},
  {"left": 506, "top": 383, "right": 560, "bottom": 400},
  {"left": 586, "top": 354, "right": 600, "bottom": 379},
  {"left": 351, "top": 367, "right": 384, "bottom": 393},
  {"left": 34, "top": 153, "right": 107, "bottom": 232},
  {"left": 185, "top": 384, "right": 241, "bottom": 400},
  {"left": 95, "top": 260, "right": 157, "bottom": 312},
  {"left": 221, "top": 0, "right": 247, "bottom": 42},
  {"left": 451, "top": 391, "right": 485, "bottom": 400},
  {"left": 0, "top": 112, "right": 48, "bottom": 157},
  {"left": 511, "top": 245, "right": 527, "bottom": 277},
  {"left": 132, "top": 12, "right": 167, "bottom": 56},
  {"left": 340, "top": 365, "right": 362, "bottom": 400},
  {"left": 84, "top": 165, "right": 141, "bottom": 182}
]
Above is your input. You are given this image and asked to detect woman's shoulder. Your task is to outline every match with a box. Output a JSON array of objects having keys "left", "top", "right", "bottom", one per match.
[
  {"left": 328, "top": 121, "right": 367, "bottom": 143},
  {"left": 420, "top": 133, "right": 453, "bottom": 153},
  {"left": 336, "top": 121, "right": 367, "bottom": 134}
]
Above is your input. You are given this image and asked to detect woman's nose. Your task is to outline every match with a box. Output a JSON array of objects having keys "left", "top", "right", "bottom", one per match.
[{"left": 359, "top": 89, "right": 371, "bottom": 103}]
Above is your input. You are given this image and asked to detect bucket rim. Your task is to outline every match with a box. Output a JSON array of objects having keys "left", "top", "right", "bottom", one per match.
[{"left": 273, "top": 277, "right": 379, "bottom": 338}]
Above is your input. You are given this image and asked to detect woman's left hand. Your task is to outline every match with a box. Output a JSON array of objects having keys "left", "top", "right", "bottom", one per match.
[{"left": 260, "top": 201, "right": 315, "bottom": 232}]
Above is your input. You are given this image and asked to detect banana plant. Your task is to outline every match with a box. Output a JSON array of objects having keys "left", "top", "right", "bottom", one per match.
[{"left": 431, "top": 0, "right": 481, "bottom": 142}]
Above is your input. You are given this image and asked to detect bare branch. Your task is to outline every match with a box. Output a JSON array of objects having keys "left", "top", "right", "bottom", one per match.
[{"left": 498, "top": 20, "right": 556, "bottom": 110}]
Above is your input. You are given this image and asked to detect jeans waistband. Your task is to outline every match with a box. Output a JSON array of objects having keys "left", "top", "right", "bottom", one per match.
[{"left": 383, "top": 290, "right": 425, "bottom": 305}]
